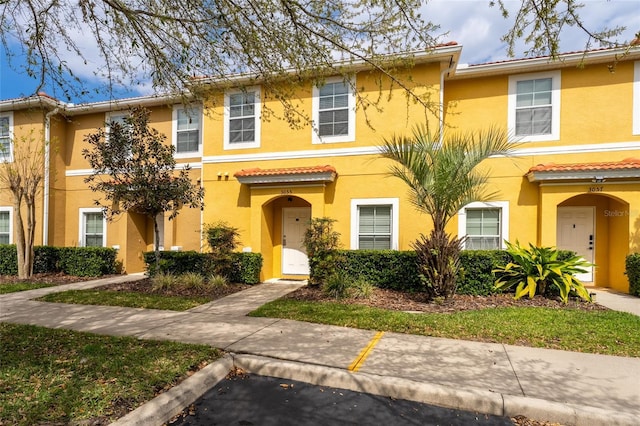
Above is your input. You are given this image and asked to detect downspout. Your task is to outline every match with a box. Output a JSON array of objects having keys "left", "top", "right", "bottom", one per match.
[
  {"left": 43, "top": 108, "right": 60, "bottom": 246},
  {"left": 439, "top": 57, "right": 456, "bottom": 143}
]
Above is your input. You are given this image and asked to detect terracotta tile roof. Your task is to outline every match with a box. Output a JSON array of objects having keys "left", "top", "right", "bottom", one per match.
[
  {"left": 528, "top": 158, "right": 640, "bottom": 173},
  {"left": 234, "top": 165, "right": 336, "bottom": 178}
]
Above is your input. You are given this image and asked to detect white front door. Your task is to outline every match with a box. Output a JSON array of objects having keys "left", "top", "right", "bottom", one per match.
[
  {"left": 282, "top": 207, "right": 311, "bottom": 275},
  {"left": 557, "top": 206, "right": 595, "bottom": 282}
]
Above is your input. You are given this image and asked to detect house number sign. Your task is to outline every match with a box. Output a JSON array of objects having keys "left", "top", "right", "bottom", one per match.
[
  {"left": 588, "top": 186, "right": 604, "bottom": 193},
  {"left": 281, "top": 189, "right": 293, "bottom": 195}
]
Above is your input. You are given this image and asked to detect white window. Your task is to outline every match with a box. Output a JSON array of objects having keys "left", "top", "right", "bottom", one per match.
[
  {"left": 224, "top": 87, "right": 261, "bottom": 150},
  {"left": 0, "top": 207, "right": 12, "bottom": 244},
  {"left": 633, "top": 61, "right": 640, "bottom": 135},
  {"left": 351, "top": 198, "right": 399, "bottom": 250},
  {"left": 508, "top": 71, "right": 560, "bottom": 142},
  {"left": 0, "top": 112, "right": 13, "bottom": 162},
  {"left": 79, "top": 208, "right": 106, "bottom": 247},
  {"left": 458, "top": 201, "right": 509, "bottom": 250},
  {"left": 173, "top": 106, "right": 202, "bottom": 156},
  {"left": 312, "top": 77, "right": 356, "bottom": 144}
]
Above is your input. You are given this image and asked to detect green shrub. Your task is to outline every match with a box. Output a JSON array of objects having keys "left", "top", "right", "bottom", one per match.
[
  {"left": 303, "top": 217, "right": 342, "bottom": 287},
  {"left": 323, "top": 272, "right": 352, "bottom": 300},
  {"left": 58, "top": 247, "right": 117, "bottom": 277},
  {"left": 336, "top": 250, "right": 422, "bottom": 292},
  {"left": 457, "top": 250, "right": 512, "bottom": 295},
  {"left": 144, "top": 251, "right": 205, "bottom": 277},
  {"left": 151, "top": 271, "right": 179, "bottom": 292},
  {"left": 493, "top": 241, "right": 592, "bottom": 304},
  {"left": 204, "top": 222, "right": 240, "bottom": 277},
  {"left": 180, "top": 272, "right": 206, "bottom": 290},
  {"left": 626, "top": 253, "right": 640, "bottom": 297},
  {"left": 208, "top": 274, "right": 229, "bottom": 288},
  {"left": 33, "top": 246, "right": 60, "bottom": 274},
  {"left": 351, "top": 277, "right": 374, "bottom": 299},
  {"left": 0, "top": 245, "right": 18, "bottom": 275},
  {"left": 230, "top": 252, "right": 263, "bottom": 284}
]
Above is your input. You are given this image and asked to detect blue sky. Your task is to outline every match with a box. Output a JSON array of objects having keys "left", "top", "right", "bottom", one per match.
[{"left": 1, "top": 0, "right": 638, "bottom": 104}]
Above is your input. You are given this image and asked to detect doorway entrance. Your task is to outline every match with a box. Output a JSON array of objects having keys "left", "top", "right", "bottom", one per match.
[
  {"left": 557, "top": 206, "right": 594, "bottom": 281},
  {"left": 282, "top": 207, "right": 311, "bottom": 275}
]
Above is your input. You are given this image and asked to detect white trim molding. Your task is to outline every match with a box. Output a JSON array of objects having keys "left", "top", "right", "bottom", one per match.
[
  {"left": 312, "top": 76, "right": 356, "bottom": 144},
  {"left": 350, "top": 198, "right": 399, "bottom": 250},
  {"left": 78, "top": 208, "right": 107, "bottom": 247},
  {"left": 223, "top": 86, "right": 261, "bottom": 150},
  {"left": 0, "top": 206, "right": 13, "bottom": 244},
  {"left": 634, "top": 61, "right": 640, "bottom": 135},
  {"left": 458, "top": 201, "right": 509, "bottom": 249},
  {"left": 508, "top": 70, "right": 561, "bottom": 143}
]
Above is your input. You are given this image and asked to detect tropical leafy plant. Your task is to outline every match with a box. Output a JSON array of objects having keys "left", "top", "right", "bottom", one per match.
[
  {"left": 493, "top": 241, "right": 592, "bottom": 304},
  {"left": 380, "top": 125, "right": 513, "bottom": 300}
]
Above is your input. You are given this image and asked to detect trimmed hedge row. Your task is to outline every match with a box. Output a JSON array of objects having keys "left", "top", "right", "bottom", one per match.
[
  {"left": 143, "top": 251, "right": 263, "bottom": 285},
  {"left": 626, "top": 253, "right": 640, "bottom": 297},
  {"left": 0, "top": 245, "right": 117, "bottom": 277},
  {"left": 322, "top": 249, "right": 575, "bottom": 295}
]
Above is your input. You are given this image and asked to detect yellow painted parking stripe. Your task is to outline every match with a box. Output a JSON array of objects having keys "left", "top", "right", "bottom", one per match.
[{"left": 348, "top": 331, "right": 384, "bottom": 373}]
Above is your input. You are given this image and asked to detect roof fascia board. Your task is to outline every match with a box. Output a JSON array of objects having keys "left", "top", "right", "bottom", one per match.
[
  {"left": 0, "top": 95, "right": 63, "bottom": 112},
  {"left": 453, "top": 46, "right": 640, "bottom": 79},
  {"left": 527, "top": 168, "right": 640, "bottom": 182}
]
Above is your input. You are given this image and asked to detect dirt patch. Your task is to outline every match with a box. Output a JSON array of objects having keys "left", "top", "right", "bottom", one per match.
[{"left": 99, "top": 278, "right": 253, "bottom": 299}]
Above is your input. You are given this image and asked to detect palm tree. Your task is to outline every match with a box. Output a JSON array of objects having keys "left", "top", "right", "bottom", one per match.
[{"left": 380, "top": 125, "right": 513, "bottom": 300}]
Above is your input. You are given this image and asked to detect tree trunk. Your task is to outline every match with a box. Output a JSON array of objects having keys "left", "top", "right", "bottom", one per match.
[
  {"left": 153, "top": 215, "right": 161, "bottom": 273},
  {"left": 13, "top": 194, "right": 28, "bottom": 279}
]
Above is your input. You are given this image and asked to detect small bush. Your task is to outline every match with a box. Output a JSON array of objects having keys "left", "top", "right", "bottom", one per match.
[
  {"left": 351, "top": 277, "right": 374, "bottom": 299},
  {"left": 230, "top": 252, "right": 263, "bottom": 284},
  {"left": 0, "top": 245, "right": 18, "bottom": 275},
  {"left": 33, "top": 246, "right": 60, "bottom": 274},
  {"left": 323, "top": 272, "right": 352, "bottom": 300},
  {"left": 144, "top": 251, "right": 205, "bottom": 277},
  {"left": 303, "top": 217, "right": 342, "bottom": 287},
  {"left": 208, "top": 274, "right": 228, "bottom": 288},
  {"left": 58, "top": 247, "right": 117, "bottom": 277},
  {"left": 626, "top": 253, "right": 640, "bottom": 297},
  {"left": 180, "top": 272, "right": 206, "bottom": 290},
  {"left": 151, "top": 272, "right": 179, "bottom": 292}
]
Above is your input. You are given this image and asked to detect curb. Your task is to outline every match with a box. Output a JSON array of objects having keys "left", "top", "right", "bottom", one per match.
[
  {"left": 110, "top": 355, "right": 234, "bottom": 426},
  {"left": 110, "top": 353, "right": 639, "bottom": 426}
]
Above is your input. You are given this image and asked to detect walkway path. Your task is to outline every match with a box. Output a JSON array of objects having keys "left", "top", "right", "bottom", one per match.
[{"left": 1, "top": 276, "right": 639, "bottom": 425}]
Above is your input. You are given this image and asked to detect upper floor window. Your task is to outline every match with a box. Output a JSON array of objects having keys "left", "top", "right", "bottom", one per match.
[
  {"left": 79, "top": 208, "right": 106, "bottom": 247},
  {"left": 350, "top": 198, "right": 399, "bottom": 250},
  {"left": 458, "top": 201, "right": 509, "bottom": 250},
  {"left": 0, "top": 112, "right": 13, "bottom": 162},
  {"left": 312, "top": 77, "right": 356, "bottom": 144},
  {"left": 224, "top": 87, "right": 261, "bottom": 150},
  {"left": 508, "top": 71, "right": 560, "bottom": 142},
  {"left": 633, "top": 61, "right": 640, "bottom": 135},
  {"left": 0, "top": 207, "right": 12, "bottom": 244},
  {"left": 173, "top": 106, "right": 202, "bottom": 156}
]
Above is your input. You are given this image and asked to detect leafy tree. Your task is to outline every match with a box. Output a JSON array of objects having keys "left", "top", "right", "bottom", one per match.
[
  {"left": 0, "top": 130, "right": 47, "bottom": 278},
  {"left": 82, "top": 107, "right": 204, "bottom": 268},
  {"left": 380, "top": 125, "right": 512, "bottom": 300},
  {"left": 2, "top": 1, "right": 631, "bottom": 105}
]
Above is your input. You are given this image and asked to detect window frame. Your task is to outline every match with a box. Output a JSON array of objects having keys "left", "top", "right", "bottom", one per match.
[
  {"left": 0, "top": 112, "right": 14, "bottom": 163},
  {"left": 457, "top": 201, "right": 509, "bottom": 250},
  {"left": 224, "top": 86, "right": 261, "bottom": 150},
  {"left": 173, "top": 105, "right": 203, "bottom": 157},
  {"left": 78, "top": 208, "right": 107, "bottom": 248},
  {"left": 508, "top": 71, "right": 561, "bottom": 142},
  {"left": 0, "top": 207, "right": 13, "bottom": 244},
  {"left": 350, "top": 198, "right": 399, "bottom": 250},
  {"left": 312, "top": 76, "right": 356, "bottom": 144},
  {"left": 633, "top": 61, "right": 640, "bottom": 135}
]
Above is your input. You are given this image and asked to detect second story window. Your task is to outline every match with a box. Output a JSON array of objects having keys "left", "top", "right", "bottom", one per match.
[
  {"left": 0, "top": 113, "right": 13, "bottom": 162},
  {"left": 508, "top": 71, "right": 560, "bottom": 142},
  {"left": 224, "top": 87, "right": 261, "bottom": 150},
  {"left": 174, "top": 107, "right": 202, "bottom": 156},
  {"left": 312, "top": 77, "right": 356, "bottom": 144}
]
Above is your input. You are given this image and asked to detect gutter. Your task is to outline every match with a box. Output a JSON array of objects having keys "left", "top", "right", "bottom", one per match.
[{"left": 43, "top": 108, "right": 60, "bottom": 245}]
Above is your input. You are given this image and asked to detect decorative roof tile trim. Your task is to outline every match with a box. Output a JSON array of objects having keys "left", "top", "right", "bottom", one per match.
[
  {"left": 234, "top": 165, "right": 337, "bottom": 185},
  {"left": 526, "top": 158, "right": 640, "bottom": 182}
]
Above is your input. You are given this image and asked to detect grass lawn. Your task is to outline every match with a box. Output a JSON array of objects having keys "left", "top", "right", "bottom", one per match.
[
  {"left": 250, "top": 299, "right": 640, "bottom": 357},
  {"left": 0, "top": 282, "right": 54, "bottom": 294},
  {"left": 38, "top": 290, "right": 210, "bottom": 311},
  {"left": 0, "top": 323, "right": 221, "bottom": 425}
]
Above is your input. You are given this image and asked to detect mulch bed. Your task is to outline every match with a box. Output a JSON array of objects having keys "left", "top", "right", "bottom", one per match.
[
  {"left": 283, "top": 286, "right": 608, "bottom": 313},
  {"left": 99, "top": 278, "right": 253, "bottom": 299}
]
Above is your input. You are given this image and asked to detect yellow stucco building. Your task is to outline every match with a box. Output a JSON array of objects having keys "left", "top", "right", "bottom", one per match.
[{"left": 1, "top": 42, "right": 639, "bottom": 292}]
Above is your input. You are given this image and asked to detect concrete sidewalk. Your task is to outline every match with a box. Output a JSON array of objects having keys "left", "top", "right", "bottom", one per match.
[{"left": 1, "top": 276, "right": 639, "bottom": 425}]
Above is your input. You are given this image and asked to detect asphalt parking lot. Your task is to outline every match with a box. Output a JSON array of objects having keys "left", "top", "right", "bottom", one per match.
[{"left": 170, "top": 373, "right": 514, "bottom": 426}]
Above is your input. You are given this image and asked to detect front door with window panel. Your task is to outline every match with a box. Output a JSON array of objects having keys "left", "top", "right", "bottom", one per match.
[
  {"left": 557, "top": 207, "right": 594, "bottom": 282},
  {"left": 282, "top": 207, "right": 310, "bottom": 275}
]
